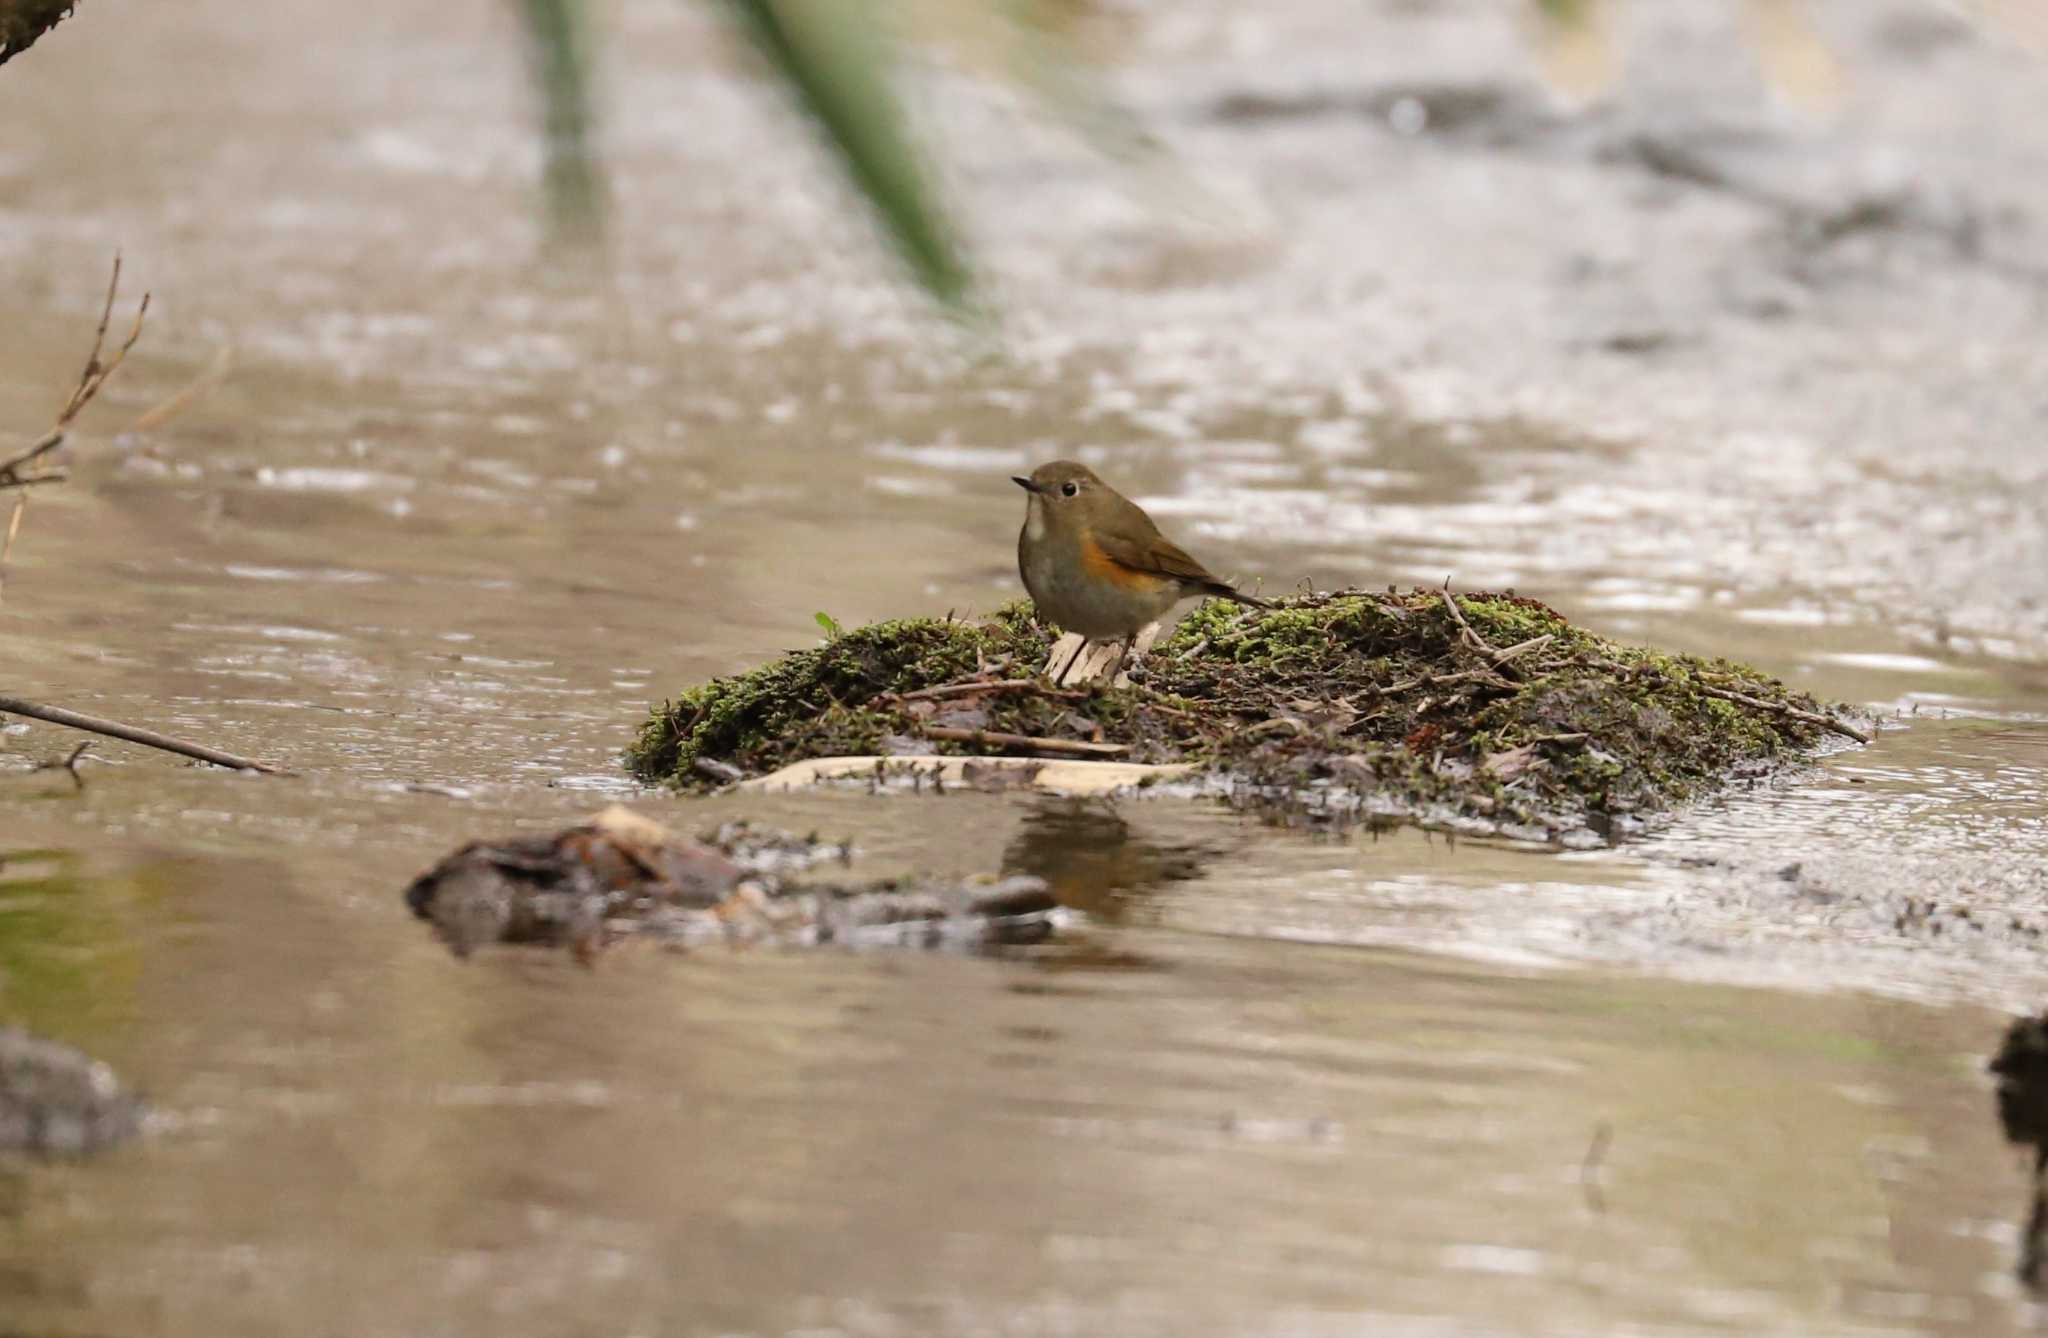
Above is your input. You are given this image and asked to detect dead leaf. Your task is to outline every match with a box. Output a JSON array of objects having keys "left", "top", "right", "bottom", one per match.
[{"left": 1483, "top": 744, "right": 1544, "bottom": 781}]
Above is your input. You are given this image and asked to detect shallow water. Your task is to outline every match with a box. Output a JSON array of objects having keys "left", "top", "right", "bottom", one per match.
[
  {"left": 3, "top": 0, "right": 2048, "bottom": 1333},
  {"left": 0, "top": 841, "right": 2040, "bottom": 1338}
]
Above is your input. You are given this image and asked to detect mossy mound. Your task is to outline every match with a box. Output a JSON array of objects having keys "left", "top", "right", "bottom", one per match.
[{"left": 627, "top": 590, "right": 1866, "bottom": 837}]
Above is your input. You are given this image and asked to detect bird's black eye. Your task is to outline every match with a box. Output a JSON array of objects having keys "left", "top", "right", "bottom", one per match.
[{"left": 1060, "top": 481, "right": 1080, "bottom": 498}]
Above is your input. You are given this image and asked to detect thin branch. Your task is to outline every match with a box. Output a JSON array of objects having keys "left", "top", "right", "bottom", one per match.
[
  {"left": 881, "top": 678, "right": 1084, "bottom": 705},
  {"left": 0, "top": 695, "right": 289, "bottom": 774},
  {"left": 0, "top": 494, "right": 24, "bottom": 607},
  {"left": 1139, "top": 697, "right": 1209, "bottom": 723},
  {"left": 1440, "top": 577, "right": 1498, "bottom": 659},
  {"left": 1588, "top": 656, "right": 1873, "bottom": 745},
  {"left": 1, "top": 495, "right": 24, "bottom": 565},
  {"left": 133, "top": 345, "right": 234, "bottom": 432},
  {"left": 1693, "top": 681, "right": 1871, "bottom": 744},
  {"left": 1581, "top": 1122, "right": 1613, "bottom": 1214},
  {"left": 1205, "top": 606, "right": 1272, "bottom": 648},
  {"left": 918, "top": 725, "right": 1128, "bottom": 758},
  {"left": 0, "top": 253, "right": 151, "bottom": 488},
  {"left": 1244, "top": 715, "right": 1308, "bottom": 740},
  {"left": 0, "top": 427, "right": 65, "bottom": 483},
  {"left": 67, "top": 256, "right": 119, "bottom": 416},
  {"left": 31, "top": 741, "right": 93, "bottom": 791},
  {"left": 1375, "top": 666, "right": 1515, "bottom": 697},
  {"left": 0, "top": 257, "right": 150, "bottom": 604},
  {"left": 1493, "top": 633, "right": 1555, "bottom": 665}
]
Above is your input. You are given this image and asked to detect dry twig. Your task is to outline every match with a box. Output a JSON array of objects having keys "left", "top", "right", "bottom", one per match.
[
  {"left": 1694, "top": 681, "right": 1872, "bottom": 744},
  {"left": 882, "top": 678, "right": 1082, "bottom": 706},
  {"left": 1376, "top": 666, "right": 1515, "bottom": 697},
  {"left": 0, "top": 266, "right": 271, "bottom": 777},
  {"left": 1582, "top": 1122, "right": 1613, "bottom": 1214},
  {"left": 0, "top": 255, "right": 150, "bottom": 487},
  {"left": 1440, "top": 578, "right": 1500, "bottom": 659},
  {"left": 0, "top": 255, "right": 151, "bottom": 603},
  {"left": 1493, "top": 633, "right": 1555, "bottom": 665},
  {"left": 1585, "top": 655, "right": 1871, "bottom": 745},
  {"left": 1435, "top": 585, "right": 1870, "bottom": 750},
  {"left": 0, "top": 496, "right": 25, "bottom": 580},
  {"left": 30, "top": 740, "right": 93, "bottom": 791},
  {"left": 0, "top": 695, "right": 287, "bottom": 774},
  {"left": 918, "top": 725, "right": 1128, "bottom": 758},
  {"left": 132, "top": 345, "right": 233, "bottom": 432}
]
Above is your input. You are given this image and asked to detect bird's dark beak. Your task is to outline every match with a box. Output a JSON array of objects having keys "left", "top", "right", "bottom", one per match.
[{"left": 1012, "top": 476, "right": 1043, "bottom": 494}]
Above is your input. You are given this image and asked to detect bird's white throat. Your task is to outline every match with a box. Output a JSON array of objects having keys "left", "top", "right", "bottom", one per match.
[{"left": 1024, "top": 499, "right": 1046, "bottom": 543}]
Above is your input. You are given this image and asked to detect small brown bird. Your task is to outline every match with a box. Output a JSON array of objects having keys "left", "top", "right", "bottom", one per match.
[{"left": 1013, "top": 460, "right": 1270, "bottom": 679}]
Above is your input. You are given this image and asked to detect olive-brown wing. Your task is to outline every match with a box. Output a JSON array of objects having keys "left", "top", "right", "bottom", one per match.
[{"left": 1088, "top": 523, "right": 1219, "bottom": 588}]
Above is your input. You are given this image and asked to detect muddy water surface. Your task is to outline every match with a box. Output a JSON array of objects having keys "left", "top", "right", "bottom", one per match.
[{"left": 3, "top": 0, "right": 2048, "bottom": 1333}]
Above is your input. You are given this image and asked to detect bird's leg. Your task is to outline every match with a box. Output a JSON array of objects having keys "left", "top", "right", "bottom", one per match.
[
  {"left": 1040, "top": 632, "right": 1079, "bottom": 683},
  {"left": 1113, "top": 620, "right": 1163, "bottom": 689},
  {"left": 1110, "top": 639, "right": 1130, "bottom": 684},
  {"left": 1057, "top": 636, "right": 1090, "bottom": 686}
]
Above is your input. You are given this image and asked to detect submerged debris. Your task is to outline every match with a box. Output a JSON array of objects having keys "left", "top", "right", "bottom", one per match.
[
  {"left": 1991, "top": 1015, "right": 2048, "bottom": 1290},
  {"left": 404, "top": 805, "right": 1056, "bottom": 959},
  {"left": 627, "top": 589, "right": 1868, "bottom": 838},
  {"left": 0, "top": 1027, "right": 144, "bottom": 1158}
]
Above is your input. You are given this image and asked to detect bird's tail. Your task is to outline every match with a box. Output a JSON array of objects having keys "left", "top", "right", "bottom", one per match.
[{"left": 1205, "top": 582, "right": 1274, "bottom": 610}]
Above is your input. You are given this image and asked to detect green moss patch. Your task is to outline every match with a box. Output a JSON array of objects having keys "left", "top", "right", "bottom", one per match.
[{"left": 627, "top": 589, "right": 1867, "bottom": 838}]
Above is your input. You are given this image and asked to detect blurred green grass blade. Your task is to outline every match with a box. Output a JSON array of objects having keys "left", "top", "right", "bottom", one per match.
[
  {"left": 1528, "top": 0, "right": 1616, "bottom": 97},
  {"left": 719, "top": 0, "right": 975, "bottom": 314},
  {"left": 999, "top": 0, "right": 1161, "bottom": 167},
  {"left": 518, "top": 0, "right": 606, "bottom": 242},
  {"left": 1533, "top": 0, "right": 1595, "bottom": 27}
]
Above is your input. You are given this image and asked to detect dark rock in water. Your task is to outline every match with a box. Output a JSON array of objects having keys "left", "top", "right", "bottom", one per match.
[
  {"left": 1991, "top": 1016, "right": 2048, "bottom": 1157},
  {"left": 405, "top": 806, "right": 745, "bottom": 958},
  {"left": 1988, "top": 1015, "right": 2048, "bottom": 1290},
  {"left": 706, "top": 819, "right": 853, "bottom": 877},
  {"left": 0, "top": 1027, "right": 144, "bottom": 1158},
  {"left": 642, "top": 874, "right": 1057, "bottom": 951},
  {"left": 405, "top": 806, "right": 1058, "bottom": 959}
]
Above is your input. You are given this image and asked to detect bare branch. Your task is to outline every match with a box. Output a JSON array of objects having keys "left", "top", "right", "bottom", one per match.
[
  {"left": 31, "top": 741, "right": 94, "bottom": 791},
  {"left": 0, "top": 695, "right": 289, "bottom": 774},
  {"left": 0, "top": 257, "right": 151, "bottom": 601},
  {"left": 0, "top": 428, "right": 64, "bottom": 483},
  {"left": 878, "top": 678, "right": 1087, "bottom": 707},
  {"left": 0, "top": 494, "right": 24, "bottom": 607},
  {"left": 1440, "top": 577, "right": 1500, "bottom": 659},
  {"left": 918, "top": 725, "right": 1128, "bottom": 758},
  {"left": 1694, "top": 680, "right": 1872, "bottom": 745},
  {"left": 133, "top": 345, "right": 233, "bottom": 432},
  {"left": 1, "top": 254, "right": 151, "bottom": 488},
  {"left": 1585, "top": 656, "right": 1873, "bottom": 746}
]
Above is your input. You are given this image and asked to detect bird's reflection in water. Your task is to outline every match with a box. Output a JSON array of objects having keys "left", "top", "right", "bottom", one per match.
[{"left": 1000, "top": 800, "right": 1215, "bottom": 924}]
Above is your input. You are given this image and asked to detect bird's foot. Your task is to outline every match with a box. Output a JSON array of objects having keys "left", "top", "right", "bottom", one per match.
[
  {"left": 1111, "top": 621, "right": 1164, "bottom": 689},
  {"left": 1042, "top": 622, "right": 1163, "bottom": 688}
]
